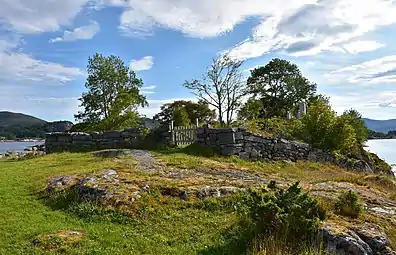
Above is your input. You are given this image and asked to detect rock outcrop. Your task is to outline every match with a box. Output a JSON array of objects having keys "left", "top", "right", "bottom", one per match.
[{"left": 319, "top": 223, "right": 394, "bottom": 255}]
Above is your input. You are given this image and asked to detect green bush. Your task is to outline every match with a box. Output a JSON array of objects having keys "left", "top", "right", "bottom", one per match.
[
  {"left": 237, "top": 182, "right": 326, "bottom": 243},
  {"left": 334, "top": 190, "right": 363, "bottom": 218},
  {"left": 298, "top": 101, "right": 367, "bottom": 155}
]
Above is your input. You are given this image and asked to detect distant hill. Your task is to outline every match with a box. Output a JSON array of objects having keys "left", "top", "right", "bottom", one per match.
[
  {"left": 0, "top": 111, "right": 46, "bottom": 127},
  {"left": 363, "top": 118, "right": 396, "bottom": 133},
  {"left": 0, "top": 111, "right": 73, "bottom": 139}
]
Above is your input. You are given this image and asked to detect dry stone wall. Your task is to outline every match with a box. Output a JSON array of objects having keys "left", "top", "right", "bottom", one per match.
[
  {"left": 196, "top": 126, "right": 374, "bottom": 173},
  {"left": 45, "top": 128, "right": 145, "bottom": 153}
]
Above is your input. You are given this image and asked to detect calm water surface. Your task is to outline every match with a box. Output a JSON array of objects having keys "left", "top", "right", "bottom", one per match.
[{"left": 0, "top": 142, "right": 43, "bottom": 154}]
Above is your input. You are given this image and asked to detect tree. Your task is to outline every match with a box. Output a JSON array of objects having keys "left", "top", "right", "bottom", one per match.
[
  {"left": 340, "top": 109, "right": 368, "bottom": 145},
  {"left": 299, "top": 100, "right": 336, "bottom": 149},
  {"left": 246, "top": 58, "right": 317, "bottom": 118},
  {"left": 238, "top": 98, "right": 263, "bottom": 120},
  {"left": 153, "top": 100, "right": 216, "bottom": 125},
  {"left": 75, "top": 53, "right": 147, "bottom": 131},
  {"left": 184, "top": 54, "right": 245, "bottom": 126},
  {"left": 173, "top": 107, "right": 191, "bottom": 126}
]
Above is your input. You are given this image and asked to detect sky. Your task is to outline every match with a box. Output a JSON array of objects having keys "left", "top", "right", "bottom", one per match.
[{"left": 1, "top": 0, "right": 396, "bottom": 122}]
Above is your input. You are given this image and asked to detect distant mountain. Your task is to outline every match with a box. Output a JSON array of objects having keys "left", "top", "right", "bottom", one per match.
[
  {"left": 0, "top": 111, "right": 47, "bottom": 127},
  {"left": 0, "top": 111, "right": 73, "bottom": 139},
  {"left": 362, "top": 118, "right": 396, "bottom": 133}
]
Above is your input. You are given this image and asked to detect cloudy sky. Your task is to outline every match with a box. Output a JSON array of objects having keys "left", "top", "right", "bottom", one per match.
[{"left": 1, "top": 0, "right": 396, "bottom": 121}]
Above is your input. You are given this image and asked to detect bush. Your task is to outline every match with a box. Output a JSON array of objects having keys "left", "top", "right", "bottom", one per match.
[
  {"left": 237, "top": 182, "right": 326, "bottom": 243},
  {"left": 298, "top": 101, "right": 366, "bottom": 155},
  {"left": 334, "top": 190, "right": 363, "bottom": 218}
]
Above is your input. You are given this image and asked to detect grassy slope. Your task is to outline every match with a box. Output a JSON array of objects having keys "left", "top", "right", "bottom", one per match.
[
  {"left": 0, "top": 153, "right": 239, "bottom": 255},
  {"left": 1, "top": 150, "right": 395, "bottom": 254}
]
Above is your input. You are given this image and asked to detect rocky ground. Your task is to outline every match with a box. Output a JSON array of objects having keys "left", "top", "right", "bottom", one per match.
[{"left": 45, "top": 149, "right": 396, "bottom": 255}]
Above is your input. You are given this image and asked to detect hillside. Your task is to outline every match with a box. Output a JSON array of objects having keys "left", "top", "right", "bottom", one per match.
[
  {"left": 0, "top": 111, "right": 73, "bottom": 139},
  {"left": 363, "top": 118, "right": 396, "bottom": 133},
  {"left": 0, "top": 111, "right": 46, "bottom": 127}
]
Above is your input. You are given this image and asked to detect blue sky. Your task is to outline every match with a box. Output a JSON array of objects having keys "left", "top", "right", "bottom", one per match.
[{"left": 1, "top": 0, "right": 396, "bottom": 121}]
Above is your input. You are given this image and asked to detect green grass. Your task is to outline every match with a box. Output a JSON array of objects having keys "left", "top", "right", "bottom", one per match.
[
  {"left": 1, "top": 149, "right": 395, "bottom": 254},
  {"left": 0, "top": 153, "right": 240, "bottom": 254}
]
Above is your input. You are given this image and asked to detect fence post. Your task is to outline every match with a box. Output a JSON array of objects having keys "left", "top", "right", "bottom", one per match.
[
  {"left": 170, "top": 121, "right": 175, "bottom": 145},
  {"left": 195, "top": 118, "right": 199, "bottom": 128}
]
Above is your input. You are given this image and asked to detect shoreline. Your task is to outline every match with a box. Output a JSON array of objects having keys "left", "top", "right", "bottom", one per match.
[{"left": 0, "top": 139, "right": 45, "bottom": 143}]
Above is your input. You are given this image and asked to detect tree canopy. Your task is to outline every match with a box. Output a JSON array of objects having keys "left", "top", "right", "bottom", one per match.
[
  {"left": 244, "top": 58, "right": 317, "bottom": 119},
  {"left": 75, "top": 53, "right": 147, "bottom": 131},
  {"left": 153, "top": 100, "right": 216, "bottom": 126}
]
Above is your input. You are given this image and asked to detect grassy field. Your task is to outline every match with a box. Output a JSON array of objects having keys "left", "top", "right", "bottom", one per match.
[{"left": 0, "top": 149, "right": 395, "bottom": 254}]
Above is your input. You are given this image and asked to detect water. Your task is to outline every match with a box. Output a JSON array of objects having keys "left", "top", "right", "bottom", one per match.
[
  {"left": 0, "top": 142, "right": 44, "bottom": 154},
  {"left": 365, "top": 139, "right": 396, "bottom": 165},
  {"left": 365, "top": 139, "right": 396, "bottom": 175}
]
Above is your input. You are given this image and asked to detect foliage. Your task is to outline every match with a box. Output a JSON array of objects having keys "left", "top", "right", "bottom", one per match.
[
  {"left": 236, "top": 182, "right": 326, "bottom": 243},
  {"left": 367, "top": 152, "right": 393, "bottom": 175},
  {"left": 367, "top": 129, "right": 396, "bottom": 139},
  {"left": 153, "top": 100, "right": 216, "bottom": 125},
  {"left": 334, "top": 190, "right": 363, "bottom": 218},
  {"left": 233, "top": 118, "right": 302, "bottom": 139},
  {"left": 75, "top": 53, "right": 147, "bottom": 131},
  {"left": 297, "top": 101, "right": 367, "bottom": 154},
  {"left": 238, "top": 98, "right": 263, "bottom": 120},
  {"left": 173, "top": 107, "right": 191, "bottom": 126},
  {"left": 184, "top": 54, "right": 246, "bottom": 126},
  {"left": 339, "top": 109, "right": 368, "bottom": 145},
  {"left": 246, "top": 58, "right": 317, "bottom": 119}
]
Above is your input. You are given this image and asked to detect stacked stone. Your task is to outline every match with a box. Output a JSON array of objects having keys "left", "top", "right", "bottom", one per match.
[
  {"left": 197, "top": 127, "right": 314, "bottom": 162},
  {"left": 45, "top": 128, "right": 143, "bottom": 153}
]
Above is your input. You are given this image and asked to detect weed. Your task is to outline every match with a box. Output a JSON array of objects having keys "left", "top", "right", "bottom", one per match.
[{"left": 334, "top": 190, "right": 363, "bottom": 218}]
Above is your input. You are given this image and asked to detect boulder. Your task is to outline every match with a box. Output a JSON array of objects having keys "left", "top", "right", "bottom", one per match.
[{"left": 319, "top": 226, "right": 373, "bottom": 255}]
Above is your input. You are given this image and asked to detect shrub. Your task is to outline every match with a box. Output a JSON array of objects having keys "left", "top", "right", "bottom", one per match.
[
  {"left": 334, "top": 190, "right": 363, "bottom": 218},
  {"left": 237, "top": 182, "right": 326, "bottom": 243}
]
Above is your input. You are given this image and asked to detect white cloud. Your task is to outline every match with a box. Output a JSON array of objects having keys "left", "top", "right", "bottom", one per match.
[
  {"left": 141, "top": 85, "right": 156, "bottom": 90},
  {"left": 117, "top": 0, "right": 314, "bottom": 38},
  {"left": 329, "top": 55, "right": 396, "bottom": 84},
  {"left": 329, "top": 90, "right": 396, "bottom": 119},
  {"left": 141, "top": 85, "right": 156, "bottom": 94},
  {"left": 109, "top": 0, "right": 396, "bottom": 58},
  {"left": 341, "top": 40, "right": 385, "bottom": 54},
  {"left": 227, "top": 0, "right": 396, "bottom": 59},
  {"left": 49, "top": 21, "right": 100, "bottom": 43},
  {"left": 0, "top": 0, "right": 92, "bottom": 34},
  {"left": 130, "top": 56, "right": 154, "bottom": 71},
  {"left": 0, "top": 37, "right": 83, "bottom": 121},
  {"left": 0, "top": 49, "right": 83, "bottom": 83}
]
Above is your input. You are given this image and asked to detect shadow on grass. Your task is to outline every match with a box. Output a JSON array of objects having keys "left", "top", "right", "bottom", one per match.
[{"left": 198, "top": 218, "right": 254, "bottom": 255}]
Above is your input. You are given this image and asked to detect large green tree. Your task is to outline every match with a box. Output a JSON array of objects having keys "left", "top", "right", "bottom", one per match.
[
  {"left": 153, "top": 100, "right": 216, "bottom": 125},
  {"left": 75, "top": 53, "right": 147, "bottom": 131},
  {"left": 245, "top": 58, "right": 317, "bottom": 119}
]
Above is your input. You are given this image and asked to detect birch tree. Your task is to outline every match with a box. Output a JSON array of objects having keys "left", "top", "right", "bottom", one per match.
[{"left": 184, "top": 55, "right": 245, "bottom": 126}]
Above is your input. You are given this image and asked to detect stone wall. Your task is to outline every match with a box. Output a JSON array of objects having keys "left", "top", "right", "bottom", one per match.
[
  {"left": 45, "top": 128, "right": 145, "bottom": 153},
  {"left": 196, "top": 125, "right": 374, "bottom": 173}
]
